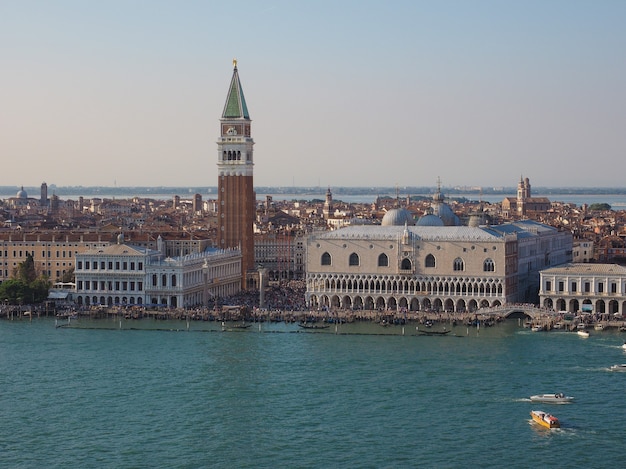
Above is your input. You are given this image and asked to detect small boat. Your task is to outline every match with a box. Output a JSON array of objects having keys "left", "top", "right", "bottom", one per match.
[
  {"left": 298, "top": 322, "right": 330, "bottom": 330},
  {"left": 416, "top": 327, "right": 451, "bottom": 336},
  {"left": 530, "top": 410, "right": 560, "bottom": 429},
  {"left": 529, "top": 393, "right": 574, "bottom": 404},
  {"left": 577, "top": 330, "right": 590, "bottom": 338},
  {"left": 531, "top": 325, "right": 543, "bottom": 332},
  {"left": 609, "top": 364, "right": 626, "bottom": 372},
  {"left": 594, "top": 323, "right": 604, "bottom": 331},
  {"left": 230, "top": 323, "right": 251, "bottom": 329},
  {"left": 622, "top": 341, "right": 626, "bottom": 350},
  {"left": 577, "top": 323, "right": 587, "bottom": 330}
]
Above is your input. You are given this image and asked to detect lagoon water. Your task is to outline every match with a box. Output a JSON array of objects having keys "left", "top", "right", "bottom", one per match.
[{"left": 2, "top": 318, "right": 625, "bottom": 468}]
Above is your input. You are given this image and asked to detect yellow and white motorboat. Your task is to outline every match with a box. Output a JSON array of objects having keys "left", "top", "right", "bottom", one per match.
[{"left": 530, "top": 410, "right": 560, "bottom": 429}]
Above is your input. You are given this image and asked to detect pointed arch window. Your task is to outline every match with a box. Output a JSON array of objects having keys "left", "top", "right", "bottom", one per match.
[
  {"left": 453, "top": 258, "right": 464, "bottom": 271},
  {"left": 378, "top": 253, "right": 389, "bottom": 267},
  {"left": 349, "top": 252, "right": 360, "bottom": 266},
  {"left": 401, "top": 258, "right": 412, "bottom": 270},
  {"left": 425, "top": 254, "right": 436, "bottom": 268},
  {"left": 483, "top": 258, "right": 495, "bottom": 272},
  {"left": 321, "top": 252, "right": 331, "bottom": 266}
]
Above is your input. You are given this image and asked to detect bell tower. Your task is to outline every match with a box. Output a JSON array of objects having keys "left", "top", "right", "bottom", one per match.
[{"left": 217, "top": 59, "right": 255, "bottom": 288}]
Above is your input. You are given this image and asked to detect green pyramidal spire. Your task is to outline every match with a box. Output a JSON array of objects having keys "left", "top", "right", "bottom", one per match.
[{"left": 222, "top": 59, "right": 250, "bottom": 119}]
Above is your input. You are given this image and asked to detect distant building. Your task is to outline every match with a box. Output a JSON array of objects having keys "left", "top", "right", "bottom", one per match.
[
  {"left": 254, "top": 233, "right": 306, "bottom": 282},
  {"left": 502, "top": 176, "right": 551, "bottom": 217},
  {"left": 572, "top": 240, "right": 594, "bottom": 263}
]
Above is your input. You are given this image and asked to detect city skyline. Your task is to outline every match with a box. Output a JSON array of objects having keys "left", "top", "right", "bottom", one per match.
[{"left": 2, "top": 1, "right": 625, "bottom": 188}]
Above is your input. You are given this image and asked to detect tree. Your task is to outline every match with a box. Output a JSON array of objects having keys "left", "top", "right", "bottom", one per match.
[
  {"left": 61, "top": 267, "right": 75, "bottom": 284},
  {"left": 589, "top": 203, "right": 611, "bottom": 211},
  {"left": 1, "top": 254, "right": 51, "bottom": 305},
  {"left": 0, "top": 279, "right": 29, "bottom": 304},
  {"left": 15, "top": 253, "right": 37, "bottom": 284}
]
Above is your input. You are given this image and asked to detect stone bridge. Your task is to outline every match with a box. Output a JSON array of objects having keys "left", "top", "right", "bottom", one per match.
[{"left": 476, "top": 304, "right": 558, "bottom": 321}]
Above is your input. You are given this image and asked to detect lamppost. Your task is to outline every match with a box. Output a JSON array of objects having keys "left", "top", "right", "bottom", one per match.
[{"left": 258, "top": 264, "right": 267, "bottom": 309}]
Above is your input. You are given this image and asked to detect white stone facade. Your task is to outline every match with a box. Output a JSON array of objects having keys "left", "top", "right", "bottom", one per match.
[
  {"left": 74, "top": 240, "right": 242, "bottom": 308},
  {"left": 539, "top": 263, "right": 626, "bottom": 315},
  {"left": 306, "top": 221, "right": 572, "bottom": 312}
]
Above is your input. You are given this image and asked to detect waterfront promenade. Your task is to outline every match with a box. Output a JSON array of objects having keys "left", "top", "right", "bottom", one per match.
[{"left": 6, "top": 303, "right": 626, "bottom": 333}]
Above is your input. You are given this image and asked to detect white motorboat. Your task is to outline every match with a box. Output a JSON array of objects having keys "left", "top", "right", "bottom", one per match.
[
  {"left": 529, "top": 393, "right": 574, "bottom": 404},
  {"left": 577, "top": 330, "right": 590, "bottom": 338},
  {"left": 609, "top": 364, "right": 626, "bottom": 372}
]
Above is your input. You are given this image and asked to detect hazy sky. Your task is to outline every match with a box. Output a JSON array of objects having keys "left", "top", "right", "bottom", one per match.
[{"left": 2, "top": 0, "right": 625, "bottom": 189}]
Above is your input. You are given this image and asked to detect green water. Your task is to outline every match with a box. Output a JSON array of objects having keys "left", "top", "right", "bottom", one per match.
[{"left": 1, "top": 319, "right": 625, "bottom": 468}]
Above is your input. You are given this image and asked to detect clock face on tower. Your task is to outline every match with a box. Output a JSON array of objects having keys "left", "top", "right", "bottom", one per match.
[{"left": 222, "top": 124, "right": 244, "bottom": 136}]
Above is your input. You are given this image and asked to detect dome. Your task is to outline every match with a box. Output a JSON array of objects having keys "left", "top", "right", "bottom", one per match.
[
  {"left": 416, "top": 214, "right": 444, "bottom": 227},
  {"left": 16, "top": 186, "right": 27, "bottom": 199},
  {"left": 381, "top": 208, "right": 415, "bottom": 226},
  {"left": 432, "top": 202, "right": 460, "bottom": 226}
]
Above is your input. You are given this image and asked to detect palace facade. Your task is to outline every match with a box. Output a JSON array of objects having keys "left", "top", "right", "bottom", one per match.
[{"left": 306, "top": 218, "right": 572, "bottom": 312}]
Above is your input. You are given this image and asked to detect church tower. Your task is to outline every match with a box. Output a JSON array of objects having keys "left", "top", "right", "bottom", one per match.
[
  {"left": 323, "top": 187, "right": 333, "bottom": 220},
  {"left": 217, "top": 60, "right": 255, "bottom": 288}
]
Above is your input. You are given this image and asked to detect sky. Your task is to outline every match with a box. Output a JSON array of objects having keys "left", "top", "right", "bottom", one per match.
[{"left": 1, "top": 0, "right": 625, "bottom": 190}]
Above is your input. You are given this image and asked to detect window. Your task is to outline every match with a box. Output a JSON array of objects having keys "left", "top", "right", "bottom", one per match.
[
  {"left": 400, "top": 258, "right": 412, "bottom": 270},
  {"left": 558, "top": 281, "right": 564, "bottom": 292},
  {"left": 172, "top": 275, "right": 177, "bottom": 287},
  {"left": 321, "top": 252, "right": 331, "bottom": 266},
  {"left": 425, "top": 254, "right": 436, "bottom": 268},
  {"left": 152, "top": 274, "right": 157, "bottom": 287},
  {"left": 598, "top": 283, "right": 604, "bottom": 293},
  {"left": 483, "top": 258, "right": 495, "bottom": 272},
  {"left": 453, "top": 258, "right": 464, "bottom": 271},
  {"left": 584, "top": 282, "right": 590, "bottom": 293},
  {"left": 611, "top": 283, "right": 617, "bottom": 293},
  {"left": 378, "top": 253, "right": 389, "bottom": 267},
  {"left": 571, "top": 282, "right": 577, "bottom": 292},
  {"left": 546, "top": 281, "right": 552, "bottom": 292},
  {"left": 349, "top": 253, "right": 360, "bottom": 266}
]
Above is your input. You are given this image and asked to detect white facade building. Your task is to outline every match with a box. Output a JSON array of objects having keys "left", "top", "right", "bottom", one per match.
[
  {"left": 539, "top": 263, "right": 626, "bottom": 315},
  {"left": 74, "top": 235, "right": 242, "bottom": 308}
]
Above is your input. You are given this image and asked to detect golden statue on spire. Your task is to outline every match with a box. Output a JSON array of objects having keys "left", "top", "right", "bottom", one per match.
[{"left": 233, "top": 58, "right": 237, "bottom": 68}]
